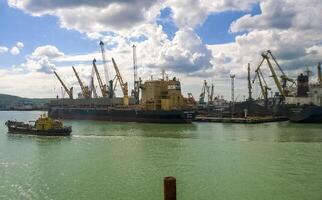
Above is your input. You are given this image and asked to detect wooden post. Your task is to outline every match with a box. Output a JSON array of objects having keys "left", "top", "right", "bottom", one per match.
[{"left": 164, "top": 176, "right": 176, "bottom": 200}]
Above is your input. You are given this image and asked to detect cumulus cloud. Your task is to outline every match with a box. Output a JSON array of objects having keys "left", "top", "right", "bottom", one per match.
[
  {"left": 17, "top": 45, "right": 65, "bottom": 74},
  {"left": 31, "top": 45, "right": 64, "bottom": 59},
  {"left": 10, "top": 46, "right": 20, "bottom": 55},
  {"left": 230, "top": 0, "right": 322, "bottom": 33},
  {"left": 0, "top": 46, "right": 9, "bottom": 54},
  {"left": 16, "top": 42, "right": 24, "bottom": 49},
  {"left": 166, "top": 0, "right": 258, "bottom": 28},
  {"left": 8, "top": 0, "right": 161, "bottom": 34}
]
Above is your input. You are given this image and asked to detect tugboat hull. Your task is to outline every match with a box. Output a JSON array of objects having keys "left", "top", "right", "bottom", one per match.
[{"left": 5, "top": 121, "right": 72, "bottom": 136}]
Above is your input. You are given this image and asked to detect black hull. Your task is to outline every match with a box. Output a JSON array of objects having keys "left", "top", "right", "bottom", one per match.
[
  {"left": 7, "top": 127, "right": 71, "bottom": 136},
  {"left": 48, "top": 108, "right": 196, "bottom": 123},
  {"left": 286, "top": 105, "right": 322, "bottom": 123}
]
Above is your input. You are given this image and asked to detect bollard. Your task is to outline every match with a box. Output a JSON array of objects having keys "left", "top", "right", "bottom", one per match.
[{"left": 164, "top": 176, "right": 176, "bottom": 200}]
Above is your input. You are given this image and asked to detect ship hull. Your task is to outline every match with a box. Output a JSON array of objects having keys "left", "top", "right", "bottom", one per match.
[
  {"left": 286, "top": 105, "right": 322, "bottom": 123},
  {"left": 48, "top": 107, "right": 196, "bottom": 123}
]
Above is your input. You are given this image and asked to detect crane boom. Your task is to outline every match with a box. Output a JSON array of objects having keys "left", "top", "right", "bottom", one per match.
[
  {"left": 72, "top": 66, "right": 90, "bottom": 98},
  {"left": 262, "top": 53, "right": 284, "bottom": 96},
  {"left": 92, "top": 58, "right": 108, "bottom": 97},
  {"left": 111, "top": 58, "right": 128, "bottom": 95},
  {"left": 54, "top": 71, "right": 73, "bottom": 99},
  {"left": 111, "top": 58, "right": 129, "bottom": 105}
]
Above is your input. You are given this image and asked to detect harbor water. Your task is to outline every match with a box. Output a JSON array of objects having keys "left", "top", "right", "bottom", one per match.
[{"left": 0, "top": 111, "right": 322, "bottom": 200}]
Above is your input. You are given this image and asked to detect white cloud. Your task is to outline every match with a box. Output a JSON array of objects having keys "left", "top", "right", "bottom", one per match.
[
  {"left": 166, "top": 0, "right": 258, "bottom": 28},
  {"left": 230, "top": 0, "right": 322, "bottom": 33},
  {"left": 0, "top": 46, "right": 9, "bottom": 54},
  {"left": 16, "top": 42, "right": 24, "bottom": 49},
  {"left": 10, "top": 46, "right": 20, "bottom": 55},
  {"left": 31, "top": 45, "right": 64, "bottom": 59}
]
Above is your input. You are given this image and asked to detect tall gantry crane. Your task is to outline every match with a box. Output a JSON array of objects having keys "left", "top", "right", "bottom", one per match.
[
  {"left": 92, "top": 58, "right": 108, "bottom": 98},
  {"left": 72, "top": 66, "right": 91, "bottom": 98},
  {"left": 111, "top": 58, "right": 129, "bottom": 106},
  {"left": 54, "top": 71, "right": 73, "bottom": 99},
  {"left": 132, "top": 45, "right": 140, "bottom": 104}
]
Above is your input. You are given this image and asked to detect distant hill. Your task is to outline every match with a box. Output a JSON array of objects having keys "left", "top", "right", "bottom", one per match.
[{"left": 0, "top": 94, "right": 52, "bottom": 110}]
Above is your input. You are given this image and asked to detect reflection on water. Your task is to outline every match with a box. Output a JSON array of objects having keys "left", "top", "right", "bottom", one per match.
[{"left": 65, "top": 120, "right": 199, "bottom": 139}]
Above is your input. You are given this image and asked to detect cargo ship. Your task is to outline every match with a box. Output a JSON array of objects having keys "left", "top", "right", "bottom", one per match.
[
  {"left": 48, "top": 75, "right": 196, "bottom": 123},
  {"left": 285, "top": 63, "right": 322, "bottom": 123},
  {"left": 48, "top": 42, "right": 196, "bottom": 123}
]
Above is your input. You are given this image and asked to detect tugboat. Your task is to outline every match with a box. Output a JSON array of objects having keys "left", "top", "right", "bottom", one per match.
[{"left": 5, "top": 114, "right": 72, "bottom": 136}]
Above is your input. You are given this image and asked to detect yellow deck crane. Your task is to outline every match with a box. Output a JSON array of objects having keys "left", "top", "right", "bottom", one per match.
[
  {"left": 92, "top": 59, "right": 108, "bottom": 97},
  {"left": 111, "top": 58, "right": 129, "bottom": 106},
  {"left": 254, "top": 50, "right": 295, "bottom": 98},
  {"left": 72, "top": 66, "right": 91, "bottom": 98},
  {"left": 54, "top": 71, "right": 73, "bottom": 99},
  {"left": 253, "top": 68, "right": 271, "bottom": 104}
]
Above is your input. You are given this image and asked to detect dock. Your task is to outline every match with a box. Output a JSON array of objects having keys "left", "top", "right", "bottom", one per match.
[{"left": 194, "top": 116, "right": 288, "bottom": 124}]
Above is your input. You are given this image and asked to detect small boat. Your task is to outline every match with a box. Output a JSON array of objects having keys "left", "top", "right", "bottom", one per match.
[{"left": 5, "top": 114, "right": 72, "bottom": 136}]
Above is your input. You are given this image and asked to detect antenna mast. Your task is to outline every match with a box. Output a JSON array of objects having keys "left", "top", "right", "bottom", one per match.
[
  {"left": 132, "top": 45, "right": 140, "bottom": 104},
  {"left": 99, "top": 41, "right": 110, "bottom": 85}
]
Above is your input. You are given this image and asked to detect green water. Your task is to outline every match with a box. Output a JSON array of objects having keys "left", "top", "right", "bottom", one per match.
[{"left": 0, "top": 111, "right": 322, "bottom": 200}]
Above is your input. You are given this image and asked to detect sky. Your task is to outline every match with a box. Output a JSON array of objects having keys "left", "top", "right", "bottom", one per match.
[{"left": 0, "top": 0, "right": 322, "bottom": 100}]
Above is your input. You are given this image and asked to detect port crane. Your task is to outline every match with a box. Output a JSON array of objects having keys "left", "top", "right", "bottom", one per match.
[
  {"left": 72, "top": 66, "right": 91, "bottom": 98},
  {"left": 111, "top": 58, "right": 129, "bottom": 106},
  {"left": 254, "top": 50, "right": 295, "bottom": 98},
  {"left": 54, "top": 71, "right": 73, "bottom": 99},
  {"left": 253, "top": 68, "right": 271, "bottom": 104},
  {"left": 92, "top": 59, "right": 108, "bottom": 98}
]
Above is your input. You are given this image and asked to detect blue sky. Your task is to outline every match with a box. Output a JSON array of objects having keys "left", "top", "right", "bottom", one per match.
[
  {"left": 0, "top": 0, "right": 321, "bottom": 98},
  {"left": 0, "top": 1, "right": 261, "bottom": 68}
]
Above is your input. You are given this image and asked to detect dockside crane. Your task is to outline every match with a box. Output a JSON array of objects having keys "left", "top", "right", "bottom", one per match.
[
  {"left": 72, "top": 66, "right": 91, "bottom": 98},
  {"left": 54, "top": 71, "right": 73, "bottom": 99},
  {"left": 132, "top": 45, "right": 140, "bottom": 104},
  {"left": 111, "top": 58, "right": 129, "bottom": 106},
  {"left": 92, "top": 59, "right": 108, "bottom": 98},
  {"left": 254, "top": 68, "right": 271, "bottom": 106},
  {"left": 254, "top": 50, "right": 295, "bottom": 98}
]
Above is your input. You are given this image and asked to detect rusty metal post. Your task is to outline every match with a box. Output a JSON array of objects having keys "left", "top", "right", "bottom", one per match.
[{"left": 164, "top": 176, "right": 176, "bottom": 200}]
